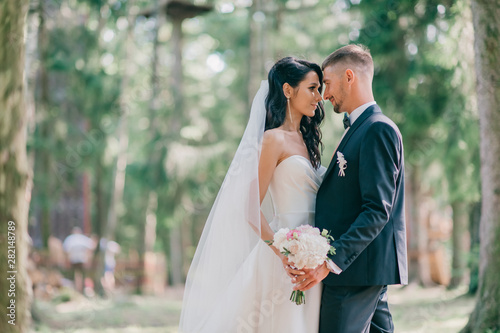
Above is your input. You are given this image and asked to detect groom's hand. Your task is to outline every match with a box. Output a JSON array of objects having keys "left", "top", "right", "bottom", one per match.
[{"left": 292, "top": 262, "right": 330, "bottom": 291}]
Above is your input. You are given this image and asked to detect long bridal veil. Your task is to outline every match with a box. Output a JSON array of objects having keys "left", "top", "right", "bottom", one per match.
[{"left": 179, "top": 81, "right": 271, "bottom": 332}]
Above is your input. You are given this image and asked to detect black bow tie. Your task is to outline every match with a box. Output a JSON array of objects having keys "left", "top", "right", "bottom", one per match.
[{"left": 343, "top": 113, "right": 350, "bottom": 129}]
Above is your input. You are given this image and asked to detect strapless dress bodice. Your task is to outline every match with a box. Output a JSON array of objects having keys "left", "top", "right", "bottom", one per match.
[{"left": 267, "top": 155, "right": 326, "bottom": 230}]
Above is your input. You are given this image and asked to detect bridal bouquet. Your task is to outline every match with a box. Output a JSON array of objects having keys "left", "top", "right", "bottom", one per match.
[{"left": 270, "top": 225, "right": 335, "bottom": 305}]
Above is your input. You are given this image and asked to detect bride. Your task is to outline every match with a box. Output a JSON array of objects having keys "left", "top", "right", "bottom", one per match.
[{"left": 179, "top": 57, "right": 326, "bottom": 333}]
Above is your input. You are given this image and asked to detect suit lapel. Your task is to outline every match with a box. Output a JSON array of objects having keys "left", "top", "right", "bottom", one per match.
[{"left": 323, "top": 105, "right": 382, "bottom": 181}]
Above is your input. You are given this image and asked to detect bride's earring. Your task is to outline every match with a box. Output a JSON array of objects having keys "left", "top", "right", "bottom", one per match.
[{"left": 287, "top": 97, "right": 293, "bottom": 125}]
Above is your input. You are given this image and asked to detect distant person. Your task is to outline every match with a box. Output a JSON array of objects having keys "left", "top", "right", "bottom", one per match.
[
  {"left": 63, "top": 227, "right": 94, "bottom": 293},
  {"left": 100, "top": 238, "right": 121, "bottom": 291}
]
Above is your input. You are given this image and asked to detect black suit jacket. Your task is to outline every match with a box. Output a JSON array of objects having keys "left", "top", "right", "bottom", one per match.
[{"left": 316, "top": 105, "right": 408, "bottom": 286}]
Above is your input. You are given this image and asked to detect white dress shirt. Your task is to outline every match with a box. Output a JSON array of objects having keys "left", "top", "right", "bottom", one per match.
[{"left": 348, "top": 101, "right": 377, "bottom": 125}]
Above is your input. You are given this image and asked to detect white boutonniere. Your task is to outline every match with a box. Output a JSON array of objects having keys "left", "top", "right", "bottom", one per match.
[{"left": 336, "top": 151, "right": 347, "bottom": 177}]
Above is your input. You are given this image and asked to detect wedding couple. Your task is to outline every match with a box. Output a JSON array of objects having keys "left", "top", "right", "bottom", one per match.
[{"left": 179, "top": 44, "right": 408, "bottom": 333}]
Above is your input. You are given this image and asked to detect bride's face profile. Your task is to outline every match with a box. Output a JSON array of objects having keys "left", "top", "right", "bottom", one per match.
[
  {"left": 265, "top": 57, "right": 325, "bottom": 168},
  {"left": 287, "top": 71, "right": 322, "bottom": 118}
]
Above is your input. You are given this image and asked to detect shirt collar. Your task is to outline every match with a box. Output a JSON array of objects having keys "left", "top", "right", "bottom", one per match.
[{"left": 348, "top": 101, "right": 377, "bottom": 125}]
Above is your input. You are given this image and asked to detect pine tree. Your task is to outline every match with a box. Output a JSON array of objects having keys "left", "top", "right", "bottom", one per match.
[
  {"left": 462, "top": 0, "right": 500, "bottom": 331},
  {"left": 0, "top": 0, "right": 32, "bottom": 331}
]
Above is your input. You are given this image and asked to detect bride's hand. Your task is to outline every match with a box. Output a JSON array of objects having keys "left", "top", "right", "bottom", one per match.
[
  {"left": 279, "top": 254, "right": 305, "bottom": 280},
  {"left": 268, "top": 244, "right": 304, "bottom": 280}
]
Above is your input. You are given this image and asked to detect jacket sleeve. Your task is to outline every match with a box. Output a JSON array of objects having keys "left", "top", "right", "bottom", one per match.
[{"left": 330, "top": 121, "right": 402, "bottom": 271}]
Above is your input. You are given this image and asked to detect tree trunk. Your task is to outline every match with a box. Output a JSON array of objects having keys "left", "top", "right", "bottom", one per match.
[
  {"left": 246, "top": 0, "right": 268, "bottom": 114},
  {"left": 91, "top": 158, "right": 106, "bottom": 295},
  {"left": 97, "top": 0, "right": 135, "bottom": 296},
  {"left": 462, "top": 0, "right": 500, "bottom": 331},
  {"left": 145, "top": 192, "right": 158, "bottom": 253},
  {"left": 105, "top": 115, "right": 129, "bottom": 240},
  {"left": 134, "top": 0, "right": 164, "bottom": 294},
  {"left": 167, "top": 10, "right": 187, "bottom": 287},
  {"left": 149, "top": 0, "right": 162, "bottom": 122},
  {"left": 468, "top": 201, "right": 480, "bottom": 295},
  {"left": 104, "top": 0, "right": 134, "bottom": 246},
  {"left": 448, "top": 200, "right": 469, "bottom": 289},
  {"left": 171, "top": 18, "right": 185, "bottom": 124},
  {"left": 0, "top": 0, "right": 32, "bottom": 331},
  {"left": 82, "top": 172, "right": 91, "bottom": 235},
  {"left": 36, "top": 0, "right": 52, "bottom": 250},
  {"left": 407, "top": 165, "right": 433, "bottom": 286},
  {"left": 169, "top": 184, "right": 184, "bottom": 286},
  {"left": 143, "top": 0, "right": 161, "bottom": 290}
]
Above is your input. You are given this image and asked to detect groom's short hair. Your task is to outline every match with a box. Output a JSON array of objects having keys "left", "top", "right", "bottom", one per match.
[{"left": 322, "top": 44, "right": 374, "bottom": 78}]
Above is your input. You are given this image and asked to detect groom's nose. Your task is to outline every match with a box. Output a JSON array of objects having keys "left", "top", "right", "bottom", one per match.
[{"left": 323, "top": 89, "right": 330, "bottom": 101}]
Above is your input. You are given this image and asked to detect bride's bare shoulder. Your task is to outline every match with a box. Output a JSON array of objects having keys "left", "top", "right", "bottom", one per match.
[{"left": 263, "top": 128, "right": 286, "bottom": 146}]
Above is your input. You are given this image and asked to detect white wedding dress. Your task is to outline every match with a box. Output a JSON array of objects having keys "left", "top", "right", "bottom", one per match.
[
  {"left": 179, "top": 81, "right": 327, "bottom": 333},
  {"left": 193, "top": 155, "right": 326, "bottom": 333}
]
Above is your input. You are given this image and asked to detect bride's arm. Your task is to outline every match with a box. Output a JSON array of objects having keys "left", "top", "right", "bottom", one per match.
[
  {"left": 256, "top": 130, "right": 305, "bottom": 279},
  {"left": 256, "top": 131, "right": 289, "bottom": 261}
]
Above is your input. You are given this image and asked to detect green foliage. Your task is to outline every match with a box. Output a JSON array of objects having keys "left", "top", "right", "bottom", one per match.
[
  {"left": 349, "top": 0, "right": 479, "bottom": 208},
  {"left": 26, "top": 0, "right": 480, "bottom": 287}
]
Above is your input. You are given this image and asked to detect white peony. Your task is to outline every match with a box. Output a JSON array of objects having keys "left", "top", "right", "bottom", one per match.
[
  {"left": 273, "top": 228, "right": 289, "bottom": 252},
  {"left": 272, "top": 225, "right": 333, "bottom": 269}
]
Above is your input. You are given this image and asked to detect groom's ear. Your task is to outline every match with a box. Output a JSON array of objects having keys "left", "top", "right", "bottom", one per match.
[
  {"left": 282, "top": 83, "right": 293, "bottom": 99},
  {"left": 345, "top": 69, "right": 354, "bottom": 84}
]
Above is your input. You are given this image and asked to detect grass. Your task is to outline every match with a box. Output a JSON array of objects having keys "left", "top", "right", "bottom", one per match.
[
  {"left": 31, "top": 285, "right": 475, "bottom": 333},
  {"left": 31, "top": 287, "right": 183, "bottom": 333},
  {"left": 389, "top": 285, "right": 475, "bottom": 333}
]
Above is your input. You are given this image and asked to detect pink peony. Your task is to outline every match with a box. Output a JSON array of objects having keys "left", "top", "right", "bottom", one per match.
[{"left": 286, "top": 229, "right": 301, "bottom": 240}]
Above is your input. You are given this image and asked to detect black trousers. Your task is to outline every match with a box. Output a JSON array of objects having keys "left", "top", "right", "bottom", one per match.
[{"left": 319, "top": 285, "right": 393, "bottom": 333}]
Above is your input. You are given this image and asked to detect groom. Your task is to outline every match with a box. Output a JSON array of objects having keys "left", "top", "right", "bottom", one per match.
[{"left": 293, "top": 44, "right": 408, "bottom": 332}]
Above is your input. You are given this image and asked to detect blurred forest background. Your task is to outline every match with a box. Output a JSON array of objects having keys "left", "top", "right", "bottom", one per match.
[{"left": 1, "top": 0, "right": 499, "bottom": 332}]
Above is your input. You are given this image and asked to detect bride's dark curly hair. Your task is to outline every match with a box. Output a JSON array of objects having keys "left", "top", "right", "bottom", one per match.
[{"left": 265, "top": 57, "right": 325, "bottom": 169}]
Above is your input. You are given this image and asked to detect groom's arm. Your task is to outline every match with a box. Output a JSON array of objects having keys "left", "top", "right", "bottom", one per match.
[
  {"left": 294, "top": 121, "right": 402, "bottom": 291},
  {"left": 330, "top": 120, "right": 403, "bottom": 272}
]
